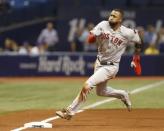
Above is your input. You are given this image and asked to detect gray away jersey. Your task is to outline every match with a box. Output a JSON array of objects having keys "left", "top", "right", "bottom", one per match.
[{"left": 90, "top": 21, "right": 141, "bottom": 63}]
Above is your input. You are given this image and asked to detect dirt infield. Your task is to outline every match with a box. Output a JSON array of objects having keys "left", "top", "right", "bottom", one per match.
[{"left": 0, "top": 109, "right": 164, "bottom": 131}]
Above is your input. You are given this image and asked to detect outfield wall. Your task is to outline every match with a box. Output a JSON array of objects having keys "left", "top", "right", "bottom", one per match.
[{"left": 0, "top": 53, "right": 164, "bottom": 76}]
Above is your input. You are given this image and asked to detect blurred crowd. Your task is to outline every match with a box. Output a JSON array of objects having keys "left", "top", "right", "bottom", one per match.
[
  {"left": 0, "top": 22, "right": 164, "bottom": 55},
  {"left": 1, "top": 22, "right": 59, "bottom": 55}
]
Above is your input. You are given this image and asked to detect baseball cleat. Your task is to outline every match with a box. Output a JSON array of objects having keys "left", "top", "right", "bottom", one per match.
[
  {"left": 121, "top": 91, "right": 132, "bottom": 111},
  {"left": 56, "top": 108, "right": 73, "bottom": 120}
]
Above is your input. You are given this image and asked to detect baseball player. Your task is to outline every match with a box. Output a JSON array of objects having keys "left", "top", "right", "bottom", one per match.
[{"left": 56, "top": 9, "right": 142, "bottom": 120}]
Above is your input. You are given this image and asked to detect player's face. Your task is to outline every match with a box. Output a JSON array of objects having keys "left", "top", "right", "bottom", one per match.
[{"left": 108, "top": 11, "right": 122, "bottom": 27}]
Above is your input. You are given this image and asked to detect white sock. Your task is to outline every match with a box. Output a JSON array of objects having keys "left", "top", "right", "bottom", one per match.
[{"left": 67, "top": 93, "right": 83, "bottom": 113}]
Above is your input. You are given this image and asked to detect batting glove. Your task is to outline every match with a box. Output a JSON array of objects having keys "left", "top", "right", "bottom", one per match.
[{"left": 131, "top": 55, "right": 142, "bottom": 75}]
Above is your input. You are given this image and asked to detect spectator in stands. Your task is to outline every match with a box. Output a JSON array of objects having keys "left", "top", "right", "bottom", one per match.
[
  {"left": 37, "top": 22, "right": 59, "bottom": 52},
  {"left": 144, "top": 43, "right": 159, "bottom": 55},
  {"left": 0, "top": 47, "right": 3, "bottom": 52},
  {"left": 0, "top": 0, "right": 10, "bottom": 14},
  {"left": 30, "top": 46, "right": 40, "bottom": 55},
  {"left": 3, "top": 38, "right": 18, "bottom": 53},
  {"left": 78, "top": 22, "right": 97, "bottom": 52},
  {"left": 30, "top": 43, "right": 47, "bottom": 55},
  {"left": 156, "top": 27, "right": 164, "bottom": 53},
  {"left": 18, "top": 41, "right": 31, "bottom": 55},
  {"left": 157, "top": 27, "right": 164, "bottom": 44},
  {"left": 70, "top": 26, "right": 84, "bottom": 52},
  {"left": 144, "top": 25, "right": 157, "bottom": 49}
]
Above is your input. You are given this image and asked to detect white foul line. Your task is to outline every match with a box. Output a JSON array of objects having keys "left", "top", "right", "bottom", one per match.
[{"left": 11, "top": 80, "right": 164, "bottom": 131}]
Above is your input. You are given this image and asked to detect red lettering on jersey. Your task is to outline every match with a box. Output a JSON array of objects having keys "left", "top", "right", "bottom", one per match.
[
  {"left": 111, "top": 37, "right": 123, "bottom": 46},
  {"left": 100, "top": 33, "right": 124, "bottom": 46},
  {"left": 100, "top": 33, "right": 109, "bottom": 39},
  {"left": 111, "top": 36, "right": 114, "bottom": 42},
  {"left": 118, "top": 40, "right": 123, "bottom": 46},
  {"left": 114, "top": 38, "right": 119, "bottom": 43},
  {"left": 105, "top": 34, "right": 109, "bottom": 39}
]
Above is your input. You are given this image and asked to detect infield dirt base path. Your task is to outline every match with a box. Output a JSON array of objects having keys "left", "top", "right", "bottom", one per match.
[{"left": 1, "top": 109, "right": 164, "bottom": 131}]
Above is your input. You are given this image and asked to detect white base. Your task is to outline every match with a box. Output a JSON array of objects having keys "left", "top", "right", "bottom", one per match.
[{"left": 24, "top": 122, "right": 52, "bottom": 128}]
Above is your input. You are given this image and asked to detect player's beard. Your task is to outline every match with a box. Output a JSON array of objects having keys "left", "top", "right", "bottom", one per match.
[{"left": 109, "top": 21, "right": 119, "bottom": 29}]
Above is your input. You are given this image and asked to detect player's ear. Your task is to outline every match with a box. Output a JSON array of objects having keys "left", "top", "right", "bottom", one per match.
[
  {"left": 119, "top": 13, "right": 123, "bottom": 23},
  {"left": 119, "top": 16, "right": 123, "bottom": 23},
  {"left": 118, "top": 18, "right": 122, "bottom": 23}
]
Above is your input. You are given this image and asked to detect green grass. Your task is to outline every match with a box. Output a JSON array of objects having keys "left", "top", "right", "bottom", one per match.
[{"left": 0, "top": 78, "right": 164, "bottom": 115}]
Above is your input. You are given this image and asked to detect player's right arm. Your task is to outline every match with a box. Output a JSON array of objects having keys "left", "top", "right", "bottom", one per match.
[{"left": 87, "top": 21, "right": 106, "bottom": 43}]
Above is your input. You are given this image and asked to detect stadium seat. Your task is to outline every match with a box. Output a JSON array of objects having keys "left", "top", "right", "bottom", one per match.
[
  {"left": 130, "top": 0, "right": 150, "bottom": 6},
  {"left": 151, "top": 0, "right": 164, "bottom": 6},
  {"left": 9, "top": 0, "right": 30, "bottom": 9},
  {"left": 159, "top": 44, "right": 164, "bottom": 53},
  {"left": 103, "top": 0, "right": 127, "bottom": 8},
  {"left": 58, "top": 0, "right": 76, "bottom": 7},
  {"left": 30, "top": 0, "right": 47, "bottom": 3},
  {"left": 80, "top": 0, "right": 101, "bottom": 7},
  {"left": 28, "top": 0, "right": 47, "bottom": 6}
]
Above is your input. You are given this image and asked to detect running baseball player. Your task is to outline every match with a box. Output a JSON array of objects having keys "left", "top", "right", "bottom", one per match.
[{"left": 56, "top": 9, "right": 142, "bottom": 120}]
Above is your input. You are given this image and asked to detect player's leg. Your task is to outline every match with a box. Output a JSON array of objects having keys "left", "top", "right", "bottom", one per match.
[
  {"left": 96, "top": 82, "right": 127, "bottom": 99},
  {"left": 96, "top": 81, "right": 131, "bottom": 111},
  {"left": 56, "top": 63, "right": 113, "bottom": 120},
  {"left": 56, "top": 82, "right": 93, "bottom": 120}
]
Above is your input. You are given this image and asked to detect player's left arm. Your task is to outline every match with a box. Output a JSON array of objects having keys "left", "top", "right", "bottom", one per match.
[{"left": 130, "top": 29, "right": 143, "bottom": 76}]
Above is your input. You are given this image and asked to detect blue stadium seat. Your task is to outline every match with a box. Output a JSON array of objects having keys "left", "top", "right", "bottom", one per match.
[
  {"left": 103, "top": 0, "right": 127, "bottom": 8},
  {"left": 30, "top": 0, "right": 47, "bottom": 3},
  {"left": 130, "top": 0, "right": 150, "bottom": 6},
  {"left": 151, "top": 0, "right": 164, "bottom": 5},
  {"left": 159, "top": 44, "right": 164, "bottom": 53},
  {"left": 80, "top": 0, "right": 101, "bottom": 7},
  {"left": 28, "top": 0, "right": 48, "bottom": 6},
  {"left": 58, "top": 0, "right": 76, "bottom": 7},
  {"left": 9, "top": 0, "right": 30, "bottom": 9}
]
